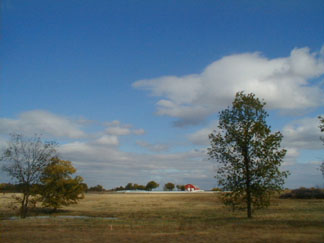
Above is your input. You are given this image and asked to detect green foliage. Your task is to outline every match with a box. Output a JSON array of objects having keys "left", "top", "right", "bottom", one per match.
[
  {"left": 88, "top": 185, "right": 105, "bottom": 192},
  {"left": 133, "top": 184, "right": 146, "bottom": 190},
  {"left": 280, "top": 187, "right": 324, "bottom": 199},
  {"left": 145, "top": 181, "right": 159, "bottom": 191},
  {"left": 164, "top": 182, "right": 175, "bottom": 191},
  {"left": 112, "top": 182, "right": 154, "bottom": 191},
  {"left": 0, "top": 183, "right": 21, "bottom": 193},
  {"left": 124, "top": 183, "right": 147, "bottom": 190},
  {"left": 208, "top": 92, "right": 288, "bottom": 218},
  {"left": 112, "top": 186, "right": 125, "bottom": 191},
  {"left": 0, "top": 134, "right": 57, "bottom": 218},
  {"left": 211, "top": 187, "right": 222, "bottom": 192},
  {"left": 319, "top": 116, "right": 324, "bottom": 134},
  {"left": 125, "top": 183, "right": 134, "bottom": 190},
  {"left": 39, "top": 157, "right": 86, "bottom": 211},
  {"left": 319, "top": 116, "right": 324, "bottom": 177},
  {"left": 176, "top": 184, "right": 186, "bottom": 191}
]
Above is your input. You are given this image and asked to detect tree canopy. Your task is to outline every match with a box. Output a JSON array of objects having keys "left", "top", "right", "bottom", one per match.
[
  {"left": 319, "top": 116, "right": 324, "bottom": 177},
  {"left": 1, "top": 134, "right": 57, "bottom": 217},
  {"left": 39, "top": 157, "right": 86, "bottom": 211},
  {"left": 176, "top": 184, "right": 186, "bottom": 191},
  {"left": 164, "top": 182, "right": 175, "bottom": 191},
  {"left": 208, "top": 92, "right": 288, "bottom": 218},
  {"left": 145, "top": 181, "right": 159, "bottom": 191}
]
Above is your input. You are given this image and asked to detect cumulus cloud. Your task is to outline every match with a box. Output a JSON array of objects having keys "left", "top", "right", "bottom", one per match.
[
  {"left": 282, "top": 116, "right": 323, "bottom": 150},
  {"left": 0, "top": 110, "right": 86, "bottom": 138},
  {"left": 189, "top": 115, "right": 323, "bottom": 154},
  {"left": 0, "top": 111, "right": 146, "bottom": 144},
  {"left": 282, "top": 161, "right": 323, "bottom": 188},
  {"left": 106, "top": 126, "right": 131, "bottom": 136},
  {"left": 133, "top": 46, "right": 324, "bottom": 126},
  {"left": 136, "top": 140, "right": 170, "bottom": 152},
  {"left": 58, "top": 140, "right": 213, "bottom": 188},
  {"left": 104, "top": 120, "right": 145, "bottom": 136},
  {"left": 93, "top": 135, "right": 119, "bottom": 146},
  {"left": 188, "top": 120, "right": 219, "bottom": 146}
]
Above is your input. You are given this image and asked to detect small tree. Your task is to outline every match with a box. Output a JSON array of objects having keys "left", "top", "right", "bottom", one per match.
[
  {"left": 88, "top": 185, "right": 105, "bottom": 192},
  {"left": 39, "top": 157, "right": 86, "bottom": 212},
  {"left": 1, "top": 134, "right": 57, "bottom": 218},
  {"left": 125, "top": 183, "right": 134, "bottom": 190},
  {"left": 136, "top": 184, "right": 146, "bottom": 190},
  {"left": 176, "top": 184, "right": 185, "bottom": 191},
  {"left": 164, "top": 182, "right": 175, "bottom": 191},
  {"left": 208, "top": 92, "right": 288, "bottom": 218},
  {"left": 145, "top": 181, "right": 159, "bottom": 191}
]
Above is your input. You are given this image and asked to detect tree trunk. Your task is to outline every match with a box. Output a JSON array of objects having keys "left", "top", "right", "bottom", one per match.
[
  {"left": 246, "top": 180, "right": 252, "bottom": 218},
  {"left": 243, "top": 145, "right": 252, "bottom": 218},
  {"left": 20, "top": 194, "right": 26, "bottom": 218},
  {"left": 20, "top": 193, "right": 30, "bottom": 218}
]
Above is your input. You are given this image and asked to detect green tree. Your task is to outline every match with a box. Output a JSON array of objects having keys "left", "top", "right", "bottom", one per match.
[
  {"left": 39, "top": 157, "right": 86, "bottom": 212},
  {"left": 164, "top": 182, "right": 175, "bottom": 191},
  {"left": 176, "top": 184, "right": 185, "bottom": 191},
  {"left": 208, "top": 92, "right": 288, "bottom": 218},
  {"left": 1, "top": 134, "right": 57, "bottom": 218},
  {"left": 319, "top": 116, "right": 324, "bottom": 177},
  {"left": 145, "top": 181, "right": 159, "bottom": 191},
  {"left": 136, "top": 184, "right": 146, "bottom": 190},
  {"left": 125, "top": 183, "right": 134, "bottom": 190},
  {"left": 88, "top": 185, "right": 105, "bottom": 192}
]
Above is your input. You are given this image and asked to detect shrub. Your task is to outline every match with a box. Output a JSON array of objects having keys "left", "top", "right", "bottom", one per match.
[
  {"left": 279, "top": 187, "right": 324, "bottom": 199},
  {"left": 211, "top": 187, "right": 222, "bottom": 192},
  {"left": 88, "top": 185, "right": 106, "bottom": 192}
]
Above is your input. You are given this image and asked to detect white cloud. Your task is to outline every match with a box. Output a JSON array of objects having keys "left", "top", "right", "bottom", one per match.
[
  {"left": 188, "top": 120, "right": 219, "bottom": 146},
  {"left": 57, "top": 139, "right": 213, "bottom": 188},
  {"left": 104, "top": 120, "right": 145, "bottom": 136},
  {"left": 94, "top": 135, "right": 119, "bottom": 146},
  {"left": 282, "top": 161, "right": 323, "bottom": 188},
  {"left": 0, "top": 110, "right": 215, "bottom": 188},
  {"left": 133, "top": 46, "right": 324, "bottom": 126},
  {"left": 136, "top": 140, "right": 170, "bottom": 152},
  {"left": 106, "top": 126, "right": 131, "bottom": 136},
  {"left": 282, "top": 116, "right": 323, "bottom": 150},
  {"left": 0, "top": 110, "right": 86, "bottom": 139}
]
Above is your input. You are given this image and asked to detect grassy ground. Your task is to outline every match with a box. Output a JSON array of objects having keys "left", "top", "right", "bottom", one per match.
[{"left": 1, "top": 192, "right": 324, "bottom": 242}]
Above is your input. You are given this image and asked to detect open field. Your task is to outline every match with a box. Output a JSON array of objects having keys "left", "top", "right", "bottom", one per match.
[{"left": 1, "top": 193, "right": 324, "bottom": 242}]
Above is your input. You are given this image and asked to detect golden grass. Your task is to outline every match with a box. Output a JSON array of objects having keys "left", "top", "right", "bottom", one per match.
[{"left": 1, "top": 193, "right": 324, "bottom": 242}]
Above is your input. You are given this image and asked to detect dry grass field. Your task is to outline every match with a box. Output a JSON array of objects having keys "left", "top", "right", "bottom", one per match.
[{"left": 1, "top": 192, "right": 324, "bottom": 242}]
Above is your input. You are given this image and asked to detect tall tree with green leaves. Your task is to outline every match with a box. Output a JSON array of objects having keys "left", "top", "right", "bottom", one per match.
[
  {"left": 1, "top": 134, "right": 57, "bottom": 218},
  {"left": 319, "top": 116, "right": 324, "bottom": 177},
  {"left": 39, "top": 157, "right": 86, "bottom": 212},
  {"left": 208, "top": 92, "right": 288, "bottom": 218}
]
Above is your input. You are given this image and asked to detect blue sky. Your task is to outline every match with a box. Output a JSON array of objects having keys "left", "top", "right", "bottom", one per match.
[{"left": 1, "top": 0, "right": 324, "bottom": 189}]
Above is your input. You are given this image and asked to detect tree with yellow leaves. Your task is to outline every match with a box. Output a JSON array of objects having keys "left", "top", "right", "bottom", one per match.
[{"left": 39, "top": 157, "right": 86, "bottom": 212}]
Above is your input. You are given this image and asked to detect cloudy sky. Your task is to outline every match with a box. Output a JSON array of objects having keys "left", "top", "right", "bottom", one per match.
[{"left": 1, "top": 0, "right": 324, "bottom": 189}]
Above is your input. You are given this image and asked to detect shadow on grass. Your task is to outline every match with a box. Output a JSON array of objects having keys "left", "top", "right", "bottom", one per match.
[
  {"left": 0, "top": 207, "right": 72, "bottom": 219},
  {"left": 29, "top": 207, "right": 69, "bottom": 214}
]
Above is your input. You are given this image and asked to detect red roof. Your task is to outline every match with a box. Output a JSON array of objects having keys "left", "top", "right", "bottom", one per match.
[{"left": 185, "top": 184, "right": 200, "bottom": 190}]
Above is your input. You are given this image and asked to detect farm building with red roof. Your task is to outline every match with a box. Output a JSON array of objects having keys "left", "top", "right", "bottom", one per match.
[{"left": 184, "top": 184, "right": 200, "bottom": 192}]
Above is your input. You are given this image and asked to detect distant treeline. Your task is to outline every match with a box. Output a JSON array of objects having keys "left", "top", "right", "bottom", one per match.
[
  {"left": 280, "top": 187, "right": 324, "bottom": 199},
  {"left": 0, "top": 183, "right": 23, "bottom": 193},
  {"left": 85, "top": 181, "right": 160, "bottom": 192},
  {"left": 87, "top": 182, "right": 188, "bottom": 192}
]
